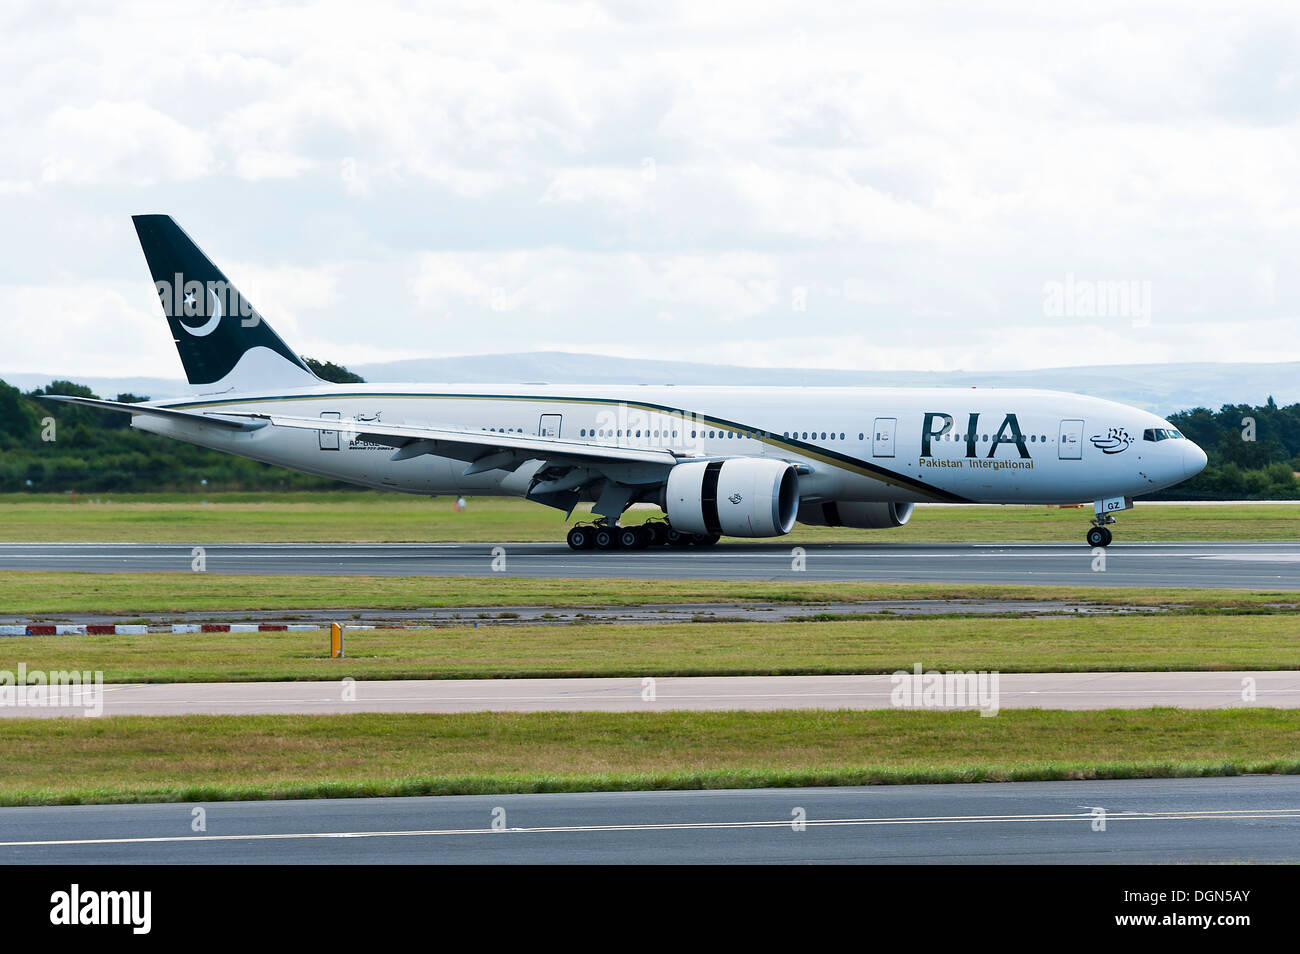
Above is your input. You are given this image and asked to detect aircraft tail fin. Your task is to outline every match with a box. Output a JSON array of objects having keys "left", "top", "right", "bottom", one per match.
[{"left": 131, "top": 214, "right": 320, "bottom": 392}]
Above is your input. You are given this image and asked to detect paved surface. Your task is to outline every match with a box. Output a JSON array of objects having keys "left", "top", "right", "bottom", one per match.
[
  {"left": 1, "top": 541, "right": 1299, "bottom": 587},
  {"left": 1, "top": 777, "right": 1296, "bottom": 864},
  {"left": 10, "top": 671, "right": 1298, "bottom": 717}
]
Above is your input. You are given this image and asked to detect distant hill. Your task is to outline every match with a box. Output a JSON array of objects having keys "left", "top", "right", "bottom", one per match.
[
  {"left": 359, "top": 355, "right": 1300, "bottom": 414},
  {"left": 5, "top": 355, "right": 1298, "bottom": 414}
]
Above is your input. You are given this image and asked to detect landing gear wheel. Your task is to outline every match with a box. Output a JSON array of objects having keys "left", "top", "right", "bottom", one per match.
[
  {"left": 617, "top": 526, "right": 646, "bottom": 549},
  {"left": 593, "top": 526, "right": 618, "bottom": 550},
  {"left": 643, "top": 522, "right": 668, "bottom": 546},
  {"left": 1086, "top": 526, "right": 1112, "bottom": 547},
  {"left": 566, "top": 526, "right": 595, "bottom": 550},
  {"left": 666, "top": 528, "right": 692, "bottom": 546},
  {"left": 691, "top": 533, "right": 721, "bottom": 547}
]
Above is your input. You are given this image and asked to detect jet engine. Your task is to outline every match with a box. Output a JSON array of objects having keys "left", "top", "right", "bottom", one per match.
[
  {"left": 797, "top": 500, "right": 914, "bottom": 529},
  {"left": 664, "top": 458, "right": 799, "bottom": 537}
]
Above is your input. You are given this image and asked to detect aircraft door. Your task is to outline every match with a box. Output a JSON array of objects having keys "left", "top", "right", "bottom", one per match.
[
  {"left": 539, "top": 413, "right": 562, "bottom": 438},
  {"left": 872, "top": 417, "right": 897, "bottom": 457},
  {"left": 319, "top": 411, "right": 341, "bottom": 450},
  {"left": 1058, "top": 419, "right": 1083, "bottom": 459}
]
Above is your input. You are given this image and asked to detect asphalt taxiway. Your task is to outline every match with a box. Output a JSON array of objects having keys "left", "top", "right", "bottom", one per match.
[
  {"left": 1, "top": 541, "right": 1298, "bottom": 588},
  {"left": 7, "top": 670, "right": 1297, "bottom": 717},
  {"left": 1, "top": 777, "right": 1295, "bottom": 864}
]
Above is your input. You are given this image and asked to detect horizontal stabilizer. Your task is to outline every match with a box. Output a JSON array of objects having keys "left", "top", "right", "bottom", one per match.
[{"left": 39, "top": 395, "right": 269, "bottom": 431}]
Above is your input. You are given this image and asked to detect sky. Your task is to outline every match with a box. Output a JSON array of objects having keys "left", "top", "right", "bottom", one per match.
[{"left": 0, "top": 0, "right": 1297, "bottom": 381}]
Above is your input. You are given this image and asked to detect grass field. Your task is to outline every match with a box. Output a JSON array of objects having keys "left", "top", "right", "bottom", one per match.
[
  {"left": 3, "top": 613, "right": 1298, "bottom": 681},
  {"left": 2, "top": 571, "right": 1295, "bottom": 615},
  {"left": 0, "top": 708, "right": 1294, "bottom": 806},
  {"left": 1, "top": 493, "right": 1297, "bottom": 543}
]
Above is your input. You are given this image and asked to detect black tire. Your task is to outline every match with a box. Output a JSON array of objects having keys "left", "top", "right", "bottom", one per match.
[
  {"left": 1100, "top": 526, "right": 1113, "bottom": 547},
  {"left": 1086, "top": 526, "right": 1109, "bottom": 547},
  {"left": 566, "top": 526, "right": 594, "bottom": 550},
  {"left": 617, "top": 527, "right": 642, "bottom": 549},
  {"left": 644, "top": 522, "right": 666, "bottom": 546},
  {"left": 594, "top": 527, "right": 617, "bottom": 550},
  {"left": 666, "top": 528, "right": 692, "bottom": 546},
  {"left": 692, "top": 533, "right": 721, "bottom": 547}
]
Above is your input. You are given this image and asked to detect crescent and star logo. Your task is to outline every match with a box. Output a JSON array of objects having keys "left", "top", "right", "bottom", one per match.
[
  {"left": 1090, "top": 426, "right": 1133, "bottom": 454},
  {"left": 179, "top": 287, "right": 224, "bottom": 337}
]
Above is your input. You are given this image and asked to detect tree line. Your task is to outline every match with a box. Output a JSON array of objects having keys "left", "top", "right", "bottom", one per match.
[
  {"left": 1164, "top": 398, "right": 1300, "bottom": 499},
  {"left": 0, "top": 358, "right": 361, "bottom": 493}
]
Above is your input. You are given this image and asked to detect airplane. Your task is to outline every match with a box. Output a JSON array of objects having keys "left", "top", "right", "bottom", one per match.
[{"left": 45, "top": 214, "right": 1208, "bottom": 550}]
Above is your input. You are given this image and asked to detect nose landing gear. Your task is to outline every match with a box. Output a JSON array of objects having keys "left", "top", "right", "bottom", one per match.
[
  {"left": 1085, "top": 496, "right": 1131, "bottom": 547},
  {"left": 1086, "top": 521, "right": 1113, "bottom": 547}
]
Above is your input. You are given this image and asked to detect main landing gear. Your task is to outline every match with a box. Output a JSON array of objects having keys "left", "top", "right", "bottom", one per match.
[{"left": 565, "top": 520, "right": 720, "bottom": 551}]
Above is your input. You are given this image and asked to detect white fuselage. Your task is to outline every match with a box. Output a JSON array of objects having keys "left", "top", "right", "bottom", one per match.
[{"left": 134, "top": 382, "right": 1205, "bottom": 508}]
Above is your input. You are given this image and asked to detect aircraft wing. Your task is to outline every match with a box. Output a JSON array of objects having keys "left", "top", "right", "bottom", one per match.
[{"left": 223, "top": 411, "right": 680, "bottom": 472}]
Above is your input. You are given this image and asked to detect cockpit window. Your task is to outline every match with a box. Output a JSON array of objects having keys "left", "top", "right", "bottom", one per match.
[{"left": 1143, "top": 428, "right": 1185, "bottom": 442}]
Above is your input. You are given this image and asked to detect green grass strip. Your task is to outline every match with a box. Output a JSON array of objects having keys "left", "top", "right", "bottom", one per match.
[
  {"left": 0, "top": 708, "right": 1296, "bottom": 806},
  {"left": 2, "top": 494, "right": 1298, "bottom": 542},
  {"left": 1, "top": 571, "right": 1296, "bottom": 614}
]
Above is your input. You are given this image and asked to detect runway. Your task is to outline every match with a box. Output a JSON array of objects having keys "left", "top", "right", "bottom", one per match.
[
  {"left": 2, "top": 541, "right": 1299, "bottom": 588},
  {"left": 10, "top": 671, "right": 1298, "bottom": 717},
  {"left": 1, "top": 776, "right": 1296, "bottom": 864}
]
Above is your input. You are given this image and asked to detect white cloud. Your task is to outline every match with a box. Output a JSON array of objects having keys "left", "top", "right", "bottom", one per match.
[
  {"left": 37, "top": 101, "right": 212, "bottom": 187},
  {"left": 0, "top": 0, "right": 1297, "bottom": 380},
  {"left": 0, "top": 282, "right": 175, "bottom": 377}
]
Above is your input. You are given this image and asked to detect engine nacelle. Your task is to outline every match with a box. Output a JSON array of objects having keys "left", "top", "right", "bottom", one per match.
[
  {"left": 797, "top": 501, "right": 914, "bottom": 529},
  {"left": 664, "top": 458, "right": 799, "bottom": 537}
]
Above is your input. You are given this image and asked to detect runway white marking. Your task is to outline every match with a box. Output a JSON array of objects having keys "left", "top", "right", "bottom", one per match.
[
  {"left": 1197, "top": 554, "right": 1300, "bottom": 563},
  {"left": 3, "top": 808, "right": 1297, "bottom": 849}
]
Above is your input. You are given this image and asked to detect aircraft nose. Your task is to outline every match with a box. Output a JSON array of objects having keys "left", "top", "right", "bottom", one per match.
[{"left": 1183, "top": 440, "right": 1208, "bottom": 478}]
